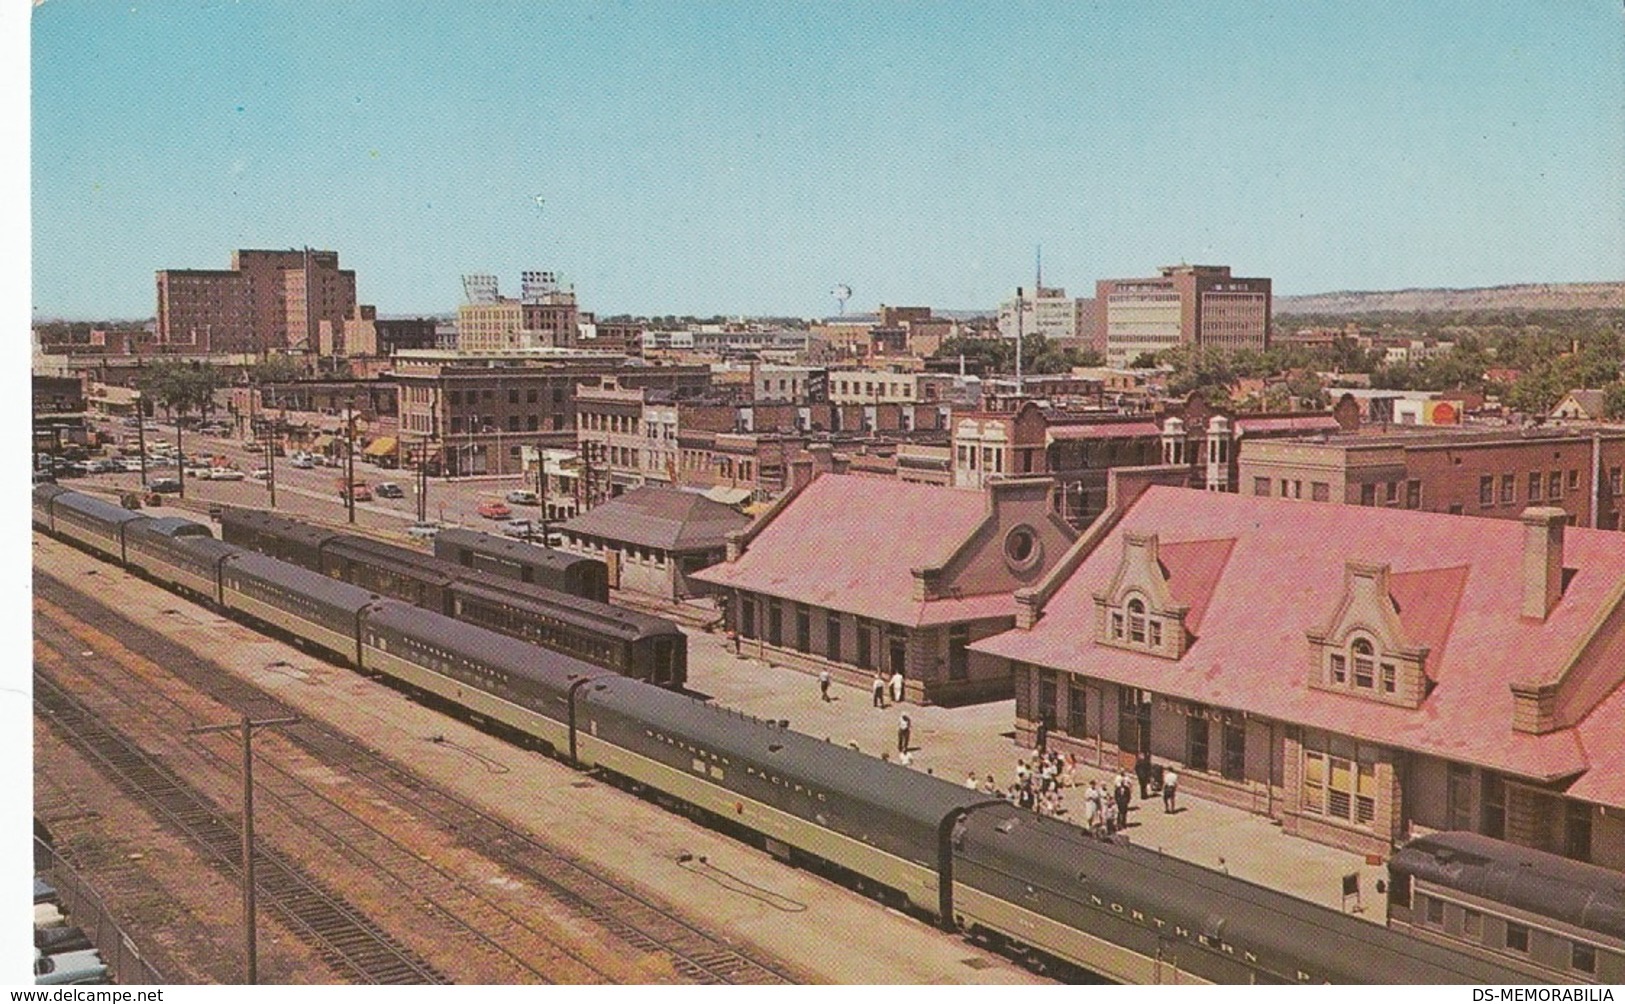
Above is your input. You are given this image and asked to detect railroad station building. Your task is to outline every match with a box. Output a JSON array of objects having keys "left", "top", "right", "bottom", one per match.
[
  {"left": 692, "top": 473, "right": 1078, "bottom": 706},
  {"left": 972, "top": 486, "right": 1625, "bottom": 869},
  {"left": 556, "top": 485, "right": 749, "bottom": 602}
]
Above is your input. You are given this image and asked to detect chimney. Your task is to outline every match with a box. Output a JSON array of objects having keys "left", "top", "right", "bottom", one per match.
[{"left": 1519, "top": 507, "right": 1567, "bottom": 620}]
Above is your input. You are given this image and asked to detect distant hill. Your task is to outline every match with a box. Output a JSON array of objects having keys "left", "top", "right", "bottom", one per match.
[{"left": 1275, "top": 282, "right": 1625, "bottom": 316}]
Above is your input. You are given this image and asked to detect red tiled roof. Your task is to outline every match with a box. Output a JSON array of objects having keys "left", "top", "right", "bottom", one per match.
[
  {"left": 1156, "top": 537, "right": 1235, "bottom": 634},
  {"left": 1046, "top": 421, "right": 1161, "bottom": 441},
  {"left": 972, "top": 488, "right": 1625, "bottom": 793},
  {"left": 690, "top": 475, "right": 1016, "bottom": 627}
]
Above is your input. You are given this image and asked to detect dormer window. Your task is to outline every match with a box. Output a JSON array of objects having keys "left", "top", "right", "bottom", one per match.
[
  {"left": 1111, "top": 612, "right": 1124, "bottom": 639},
  {"left": 1329, "top": 653, "right": 1347, "bottom": 684},
  {"left": 1128, "top": 598, "right": 1147, "bottom": 643},
  {"left": 1351, "top": 638, "right": 1375, "bottom": 689}
]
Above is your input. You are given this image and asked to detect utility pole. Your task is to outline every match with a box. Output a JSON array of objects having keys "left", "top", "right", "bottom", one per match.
[
  {"left": 133, "top": 391, "right": 149, "bottom": 487},
  {"left": 264, "top": 428, "right": 277, "bottom": 508},
  {"left": 416, "top": 437, "right": 429, "bottom": 524},
  {"left": 345, "top": 397, "right": 357, "bottom": 524},
  {"left": 188, "top": 713, "right": 299, "bottom": 985},
  {"left": 175, "top": 409, "right": 186, "bottom": 499}
]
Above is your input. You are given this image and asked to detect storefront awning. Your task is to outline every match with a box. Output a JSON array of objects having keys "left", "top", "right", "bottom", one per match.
[
  {"left": 310, "top": 434, "right": 335, "bottom": 450},
  {"left": 363, "top": 436, "right": 397, "bottom": 457}
]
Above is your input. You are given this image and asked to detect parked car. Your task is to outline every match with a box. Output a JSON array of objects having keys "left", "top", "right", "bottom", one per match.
[
  {"left": 149, "top": 477, "right": 182, "bottom": 494},
  {"left": 476, "top": 500, "right": 512, "bottom": 520},
  {"left": 406, "top": 521, "right": 444, "bottom": 541},
  {"left": 249, "top": 467, "right": 271, "bottom": 481},
  {"left": 34, "top": 947, "right": 108, "bottom": 985},
  {"left": 34, "top": 903, "right": 65, "bottom": 929},
  {"left": 505, "top": 489, "right": 539, "bottom": 506},
  {"left": 35, "top": 926, "right": 92, "bottom": 955},
  {"left": 502, "top": 518, "right": 533, "bottom": 538},
  {"left": 339, "top": 480, "right": 372, "bottom": 503},
  {"left": 211, "top": 467, "right": 246, "bottom": 481},
  {"left": 34, "top": 877, "right": 58, "bottom": 904},
  {"left": 374, "top": 481, "right": 404, "bottom": 499}
]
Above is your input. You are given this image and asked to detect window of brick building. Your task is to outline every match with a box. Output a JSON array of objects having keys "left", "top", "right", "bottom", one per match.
[
  {"left": 1406, "top": 480, "right": 1422, "bottom": 509},
  {"left": 739, "top": 599, "right": 756, "bottom": 639},
  {"left": 1386, "top": 481, "right": 1398, "bottom": 504},
  {"left": 1360, "top": 483, "right": 1377, "bottom": 506},
  {"left": 1312, "top": 482, "right": 1330, "bottom": 502},
  {"left": 1478, "top": 476, "right": 1494, "bottom": 506},
  {"left": 855, "top": 618, "right": 872, "bottom": 669},
  {"left": 1186, "top": 710, "right": 1210, "bottom": 771},
  {"left": 1037, "top": 671, "right": 1058, "bottom": 729},
  {"left": 1067, "top": 681, "right": 1087, "bottom": 736},
  {"left": 1549, "top": 471, "right": 1563, "bottom": 499},
  {"left": 1221, "top": 720, "right": 1245, "bottom": 780},
  {"left": 825, "top": 615, "right": 841, "bottom": 661},
  {"left": 1253, "top": 477, "right": 1271, "bottom": 497},
  {"left": 1610, "top": 467, "right": 1622, "bottom": 495},
  {"left": 1505, "top": 922, "right": 1529, "bottom": 954},
  {"left": 1529, "top": 472, "right": 1543, "bottom": 500},
  {"left": 1568, "top": 469, "right": 1579, "bottom": 492},
  {"left": 1501, "top": 473, "right": 1515, "bottom": 503}
]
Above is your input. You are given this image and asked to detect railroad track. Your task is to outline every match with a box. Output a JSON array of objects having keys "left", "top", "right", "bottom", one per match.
[
  {"left": 32, "top": 670, "right": 448, "bottom": 985},
  {"left": 34, "top": 563, "right": 802, "bottom": 985}
]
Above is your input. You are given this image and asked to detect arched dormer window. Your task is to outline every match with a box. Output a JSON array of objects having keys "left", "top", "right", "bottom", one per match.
[
  {"left": 1128, "top": 598, "right": 1147, "bottom": 643},
  {"left": 1350, "top": 637, "right": 1376, "bottom": 689}
]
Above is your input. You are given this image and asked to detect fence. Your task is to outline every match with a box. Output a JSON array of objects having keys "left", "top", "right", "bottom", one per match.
[{"left": 35, "top": 837, "right": 167, "bottom": 986}]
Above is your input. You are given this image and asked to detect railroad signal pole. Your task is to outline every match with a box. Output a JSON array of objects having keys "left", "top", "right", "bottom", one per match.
[{"left": 188, "top": 713, "right": 299, "bottom": 985}]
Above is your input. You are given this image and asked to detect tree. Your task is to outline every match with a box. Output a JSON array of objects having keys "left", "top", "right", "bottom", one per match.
[
  {"left": 138, "top": 359, "right": 225, "bottom": 423},
  {"left": 1603, "top": 383, "right": 1625, "bottom": 421}
]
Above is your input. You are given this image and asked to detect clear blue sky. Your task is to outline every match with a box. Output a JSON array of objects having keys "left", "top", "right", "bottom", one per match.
[{"left": 27, "top": 0, "right": 1625, "bottom": 320}]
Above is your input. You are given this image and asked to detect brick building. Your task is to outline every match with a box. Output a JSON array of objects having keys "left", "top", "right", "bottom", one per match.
[
  {"left": 974, "top": 486, "right": 1625, "bottom": 868},
  {"left": 156, "top": 248, "right": 356, "bottom": 354},
  {"left": 392, "top": 351, "right": 709, "bottom": 477},
  {"left": 1238, "top": 428, "right": 1625, "bottom": 530},
  {"left": 694, "top": 474, "right": 1079, "bottom": 705},
  {"left": 558, "top": 485, "right": 749, "bottom": 601}
]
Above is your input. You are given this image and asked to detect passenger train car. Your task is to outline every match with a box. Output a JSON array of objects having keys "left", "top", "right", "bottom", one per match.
[
  {"left": 33, "top": 486, "right": 1543, "bottom": 984},
  {"left": 219, "top": 508, "right": 685, "bottom": 687},
  {"left": 434, "top": 528, "right": 609, "bottom": 603},
  {"left": 1388, "top": 831, "right": 1624, "bottom": 984}
]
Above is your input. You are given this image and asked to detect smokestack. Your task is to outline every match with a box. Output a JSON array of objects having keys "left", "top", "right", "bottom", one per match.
[{"left": 1519, "top": 507, "right": 1567, "bottom": 621}]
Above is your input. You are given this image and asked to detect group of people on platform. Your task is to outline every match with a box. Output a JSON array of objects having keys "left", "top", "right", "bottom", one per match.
[{"left": 963, "top": 747, "right": 1181, "bottom": 836}]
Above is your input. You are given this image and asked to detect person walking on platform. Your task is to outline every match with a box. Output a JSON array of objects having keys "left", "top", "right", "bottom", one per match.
[
  {"left": 1115, "top": 771, "right": 1133, "bottom": 824},
  {"left": 897, "top": 712, "right": 912, "bottom": 753},
  {"left": 1162, "top": 766, "right": 1179, "bottom": 813},
  {"left": 1135, "top": 751, "right": 1153, "bottom": 800},
  {"left": 819, "top": 669, "right": 831, "bottom": 701},
  {"left": 890, "top": 670, "right": 905, "bottom": 705},
  {"left": 872, "top": 673, "right": 886, "bottom": 708}
]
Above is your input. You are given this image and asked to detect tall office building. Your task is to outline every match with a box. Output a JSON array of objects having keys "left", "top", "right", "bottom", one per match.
[
  {"left": 155, "top": 247, "right": 357, "bottom": 354},
  {"left": 1096, "top": 264, "right": 1271, "bottom": 367}
]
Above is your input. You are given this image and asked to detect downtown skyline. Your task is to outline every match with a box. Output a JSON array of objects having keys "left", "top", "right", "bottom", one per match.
[{"left": 27, "top": 1, "right": 1625, "bottom": 321}]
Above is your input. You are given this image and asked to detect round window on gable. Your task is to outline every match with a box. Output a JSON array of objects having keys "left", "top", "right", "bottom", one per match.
[{"left": 1003, "top": 524, "right": 1042, "bottom": 572}]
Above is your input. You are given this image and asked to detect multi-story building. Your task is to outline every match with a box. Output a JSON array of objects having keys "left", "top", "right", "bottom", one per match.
[
  {"left": 976, "top": 484, "right": 1625, "bottom": 868},
  {"left": 455, "top": 299, "right": 525, "bottom": 353},
  {"left": 156, "top": 248, "right": 356, "bottom": 355},
  {"left": 1238, "top": 427, "right": 1625, "bottom": 530},
  {"left": 752, "top": 364, "right": 823, "bottom": 404},
  {"left": 826, "top": 369, "right": 956, "bottom": 406},
  {"left": 392, "top": 350, "right": 709, "bottom": 477},
  {"left": 1096, "top": 264, "right": 1271, "bottom": 367},
  {"left": 998, "top": 285, "right": 1076, "bottom": 342}
]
